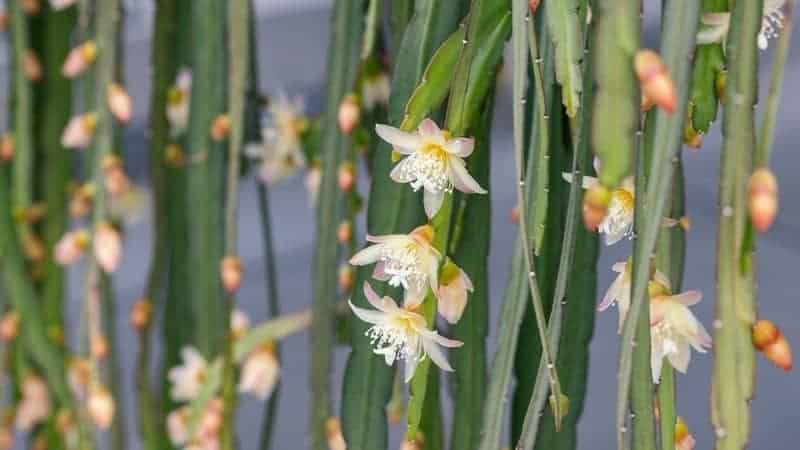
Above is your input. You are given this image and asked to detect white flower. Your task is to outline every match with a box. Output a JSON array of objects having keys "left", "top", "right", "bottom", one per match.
[
  {"left": 697, "top": 0, "right": 786, "bottom": 50},
  {"left": 376, "top": 118, "right": 487, "bottom": 218},
  {"left": 167, "top": 400, "right": 223, "bottom": 450},
  {"left": 600, "top": 260, "right": 670, "bottom": 332},
  {"left": 167, "top": 68, "right": 192, "bottom": 137},
  {"left": 238, "top": 345, "right": 280, "bottom": 400},
  {"left": 362, "top": 72, "right": 391, "bottom": 110},
  {"left": 168, "top": 347, "right": 208, "bottom": 401},
  {"left": 230, "top": 308, "right": 250, "bottom": 340},
  {"left": 563, "top": 173, "right": 635, "bottom": 245},
  {"left": 649, "top": 284, "right": 712, "bottom": 383},
  {"left": 349, "top": 224, "right": 440, "bottom": 303},
  {"left": 436, "top": 262, "right": 473, "bottom": 324},
  {"left": 244, "top": 93, "right": 307, "bottom": 185},
  {"left": 349, "top": 282, "right": 463, "bottom": 382},
  {"left": 15, "top": 375, "right": 51, "bottom": 431}
]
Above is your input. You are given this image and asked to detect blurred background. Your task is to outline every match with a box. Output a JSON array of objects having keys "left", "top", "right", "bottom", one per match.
[{"left": 2, "top": 1, "right": 798, "bottom": 449}]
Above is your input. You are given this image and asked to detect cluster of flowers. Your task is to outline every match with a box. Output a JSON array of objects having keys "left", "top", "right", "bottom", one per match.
[
  {"left": 347, "top": 118, "right": 487, "bottom": 382},
  {"left": 166, "top": 310, "right": 280, "bottom": 450},
  {"left": 697, "top": 0, "right": 787, "bottom": 51}
]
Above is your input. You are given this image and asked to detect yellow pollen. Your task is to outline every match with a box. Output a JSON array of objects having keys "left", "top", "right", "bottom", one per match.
[{"left": 613, "top": 188, "right": 635, "bottom": 212}]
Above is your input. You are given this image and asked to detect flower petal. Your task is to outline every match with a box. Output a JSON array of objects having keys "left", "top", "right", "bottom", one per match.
[
  {"left": 404, "top": 356, "right": 419, "bottom": 383},
  {"left": 460, "top": 269, "right": 474, "bottom": 292},
  {"left": 349, "top": 243, "right": 383, "bottom": 266},
  {"left": 348, "top": 300, "right": 386, "bottom": 325},
  {"left": 445, "top": 137, "right": 475, "bottom": 158},
  {"left": 372, "top": 262, "right": 389, "bottom": 281},
  {"left": 422, "top": 339, "right": 454, "bottom": 372},
  {"left": 562, "top": 173, "right": 599, "bottom": 189},
  {"left": 390, "top": 158, "right": 416, "bottom": 183},
  {"left": 667, "top": 342, "right": 692, "bottom": 373},
  {"left": 362, "top": 282, "right": 399, "bottom": 314},
  {"left": 375, "top": 124, "right": 421, "bottom": 154},
  {"left": 651, "top": 339, "right": 665, "bottom": 383},
  {"left": 598, "top": 275, "right": 623, "bottom": 312},
  {"left": 424, "top": 190, "right": 445, "bottom": 219},
  {"left": 671, "top": 290, "right": 702, "bottom": 307},
  {"left": 417, "top": 118, "right": 441, "bottom": 138},
  {"left": 449, "top": 158, "right": 487, "bottom": 194}
]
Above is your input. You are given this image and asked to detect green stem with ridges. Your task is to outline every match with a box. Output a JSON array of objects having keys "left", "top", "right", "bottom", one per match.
[
  {"left": 545, "top": 0, "right": 582, "bottom": 118},
  {"left": 311, "top": 1, "right": 365, "bottom": 448},
  {"left": 658, "top": 365, "right": 676, "bottom": 450},
  {"left": 688, "top": 0, "right": 727, "bottom": 135},
  {"left": 712, "top": 1, "right": 761, "bottom": 449},
  {"left": 616, "top": 2, "right": 700, "bottom": 450}
]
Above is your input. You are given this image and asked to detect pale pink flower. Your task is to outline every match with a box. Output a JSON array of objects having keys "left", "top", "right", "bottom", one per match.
[
  {"left": 94, "top": 222, "right": 122, "bottom": 273},
  {"left": 244, "top": 93, "right": 308, "bottom": 184},
  {"left": 167, "top": 347, "right": 208, "bottom": 401},
  {"left": 15, "top": 375, "right": 51, "bottom": 431},
  {"left": 107, "top": 83, "right": 132, "bottom": 124},
  {"left": 349, "top": 282, "right": 463, "bottom": 382},
  {"left": 563, "top": 173, "right": 635, "bottom": 245},
  {"left": 238, "top": 345, "right": 280, "bottom": 400},
  {"left": 87, "top": 385, "right": 115, "bottom": 429},
  {"left": 376, "top": 118, "right": 486, "bottom": 218},
  {"left": 230, "top": 308, "right": 250, "bottom": 340},
  {"left": 599, "top": 260, "right": 670, "bottom": 332},
  {"left": 62, "top": 41, "right": 96, "bottom": 78},
  {"left": 61, "top": 113, "right": 97, "bottom": 149},
  {"left": 54, "top": 229, "right": 89, "bottom": 266},
  {"left": 436, "top": 263, "right": 473, "bottom": 324}
]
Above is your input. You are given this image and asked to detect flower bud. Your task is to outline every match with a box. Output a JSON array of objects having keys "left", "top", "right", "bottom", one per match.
[
  {"left": 238, "top": 344, "right": 280, "bottom": 400},
  {"left": 23, "top": 50, "right": 42, "bottom": 82},
  {"left": 164, "top": 144, "right": 186, "bottom": 167},
  {"left": 22, "top": 234, "right": 46, "bottom": 262},
  {"left": 94, "top": 222, "right": 122, "bottom": 273},
  {"left": 529, "top": 0, "right": 541, "bottom": 14},
  {"left": 103, "top": 156, "right": 131, "bottom": 196},
  {"left": 107, "top": 83, "right": 132, "bottom": 124},
  {"left": 61, "top": 112, "right": 97, "bottom": 149},
  {"left": 748, "top": 167, "right": 778, "bottom": 233},
  {"left": 337, "top": 221, "right": 352, "bottom": 244},
  {"left": 337, "top": 163, "right": 356, "bottom": 192},
  {"left": 510, "top": 205, "right": 520, "bottom": 224},
  {"left": 0, "top": 312, "right": 19, "bottom": 342},
  {"left": 87, "top": 386, "right": 115, "bottom": 429},
  {"left": 715, "top": 70, "right": 727, "bottom": 100},
  {"left": 91, "top": 334, "right": 109, "bottom": 359},
  {"left": 752, "top": 319, "right": 792, "bottom": 371},
  {"left": 50, "top": 0, "right": 79, "bottom": 11},
  {"left": 400, "top": 439, "right": 422, "bottom": 450},
  {"left": 679, "top": 216, "right": 691, "bottom": 231},
  {"left": 62, "top": 41, "right": 97, "bottom": 78},
  {"left": 210, "top": 114, "right": 231, "bottom": 141},
  {"left": 0, "top": 14, "right": 7, "bottom": 33},
  {"left": 583, "top": 184, "right": 611, "bottom": 231},
  {"left": 55, "top": 229, "right": 90, "bottom": 266},
  {"left": 220, "top": 256, "right": 242, "bottom": 294},
  {"left": 548, "top": 393, "right": 570, "bottom": 420},
  {"left": 338, "top": 94, "right": 361, "bottom": 134},
  {"left": 325, "top": 418, "right": 347, "bottom": 450},
  {"left": 634, "top": 50, "right": 676, "bottom": 114},
  {"left": 0, "top": 134, "right": 13, "bottom": 162},
  {"left": 674, "top": 416, "right": 696, "bottom": 450},
  {"left": 230, "top": 309, "right": 250, "bottom": 340},
  {"left": 436, "top": 261, "right": 473, "bottom": 324},
  {"left": 67, "top": 357, "right": 90, "bottom": 398},
  {"left": 22, "top": 0, "right": 40, "bottom": 15},
  {"left": 130, "top": 299, "right": 153, "bottom": 331},
  {"left": 69, "top": 184, "right": 94, "bottom": 218},
  {"left": 338, "top": 265, "right": 353, "bottom": 293}
]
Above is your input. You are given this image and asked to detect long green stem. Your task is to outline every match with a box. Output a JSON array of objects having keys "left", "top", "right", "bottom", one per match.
[{"left": 615, "top": 3, "right": 700, "bottom": 450}]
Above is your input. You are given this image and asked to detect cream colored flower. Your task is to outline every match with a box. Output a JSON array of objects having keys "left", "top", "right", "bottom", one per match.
[
  {"left": 87, "top": 385, "right": 115, "bottom": 429},
  {"left": 167, "top": 68, "right": 192, "bottom": 137},
  {"left": 697, "top": 0, "right": 786, "bottom": 50},
  {"left": 649, "top": 282, "right": 712, "bottom": 383},
  {"left": 600, "top": 260, "right": 670, "bottom": 332},
  {"left": 436, "top": 261, "right": 473, "bottom": 324},
  {"left": 349, "top": 225, "right": 440, "bottom": 303},
  {"left": 564, "top": 173, "right": 635, "bottom": 245},
  {"left": 167, "top": 347, "right": 208, "bottom": 401},
  {"left": 15, "top": 375, "right": 51, "bottom": 431},
  {"left": 238, "top": 345, "right": 280, "bottom": 400},
  {"left": 362, "top": 72, "right": 391, "bottom": 110},
  {"left": 376, "top": 118, "right": 487, "bottom": 218},
  {"left": 61, "top": 113, "right": 97, "bottom": 149},
  {"left": 244, "top": 93, "right": 308, "bottom": 185},
  {"left": 349, "top": 282, "right": 463, "bottom": 382}
]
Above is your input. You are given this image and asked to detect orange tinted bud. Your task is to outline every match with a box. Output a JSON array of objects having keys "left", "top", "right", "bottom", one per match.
[
  {"left": 220, "top": 256, "right": 242, "bottom": 294},
  {"left": 679, "top": 216, "right": 691, "bottom": 231},
  {"left": 210, "top": 114, "right": 231, "bottom": 141},
  {"left": 338, "top": 265, "right": 353, "bottom": 293},
  {"left": 634, "top": 50, "right": 676, "bottom": 114},
  {"left": 103, "top": 156, "right": 131, "bottom": 196},
  {"left": 22, "top": 234, "right": 46, "bottom": 261},
  {"left": 62, "top": 41, "right": 97, "bottom": 78},
  {"left": 0, "top": 134, "right": 13, "bottom": 162},
  {"left": 130, "top": 299, "right": 153, "bottom": 331},
  {"left": 748, "top": 167, "right": 778, "bottom": 233},
  {"left": 164, "top": 144, "right": 186, "bottom": 167},
  {"left": 91, "top": 334, "right": 109, "bottom": 360},
  {"left": 337, "top": 163, "right": 356, "bottom": 192},
  {"left": 337, "top": 221, "right": 352, "bottom": 244},
  {"left": 94, "top": 222, "right": 122, "bottom": 273},
  {"left": 0, "top": 312, "right": 20, "bottom": 342},
  {"left": 510, "top": 205, "right": 520, "bottom": 224},
  {"left": 326, "top": 418, "right": 347, "bottom": 450},
  {"left": 22, "top": 0, "right": 40, "bottom": 15},
  {"left": 107, "top": 83, "right": 133, "bottom": 124},
  {"left": 23, "top": 50, "right": 42, "bottom": 82},
  {"left": 583, "top": 184, "right": 611, "bottom": 231},
  {"left": 337, "top": 94, "right": 361, "bottom": 134},
  {"left": 641, "top": 93, "right": 655, "bottom": 113},
  {"left": 529, "top": 0, "right": 541, "bottom": 14},
  {"left": 753, "top": 319, "right": 792, "bottom": 371}
]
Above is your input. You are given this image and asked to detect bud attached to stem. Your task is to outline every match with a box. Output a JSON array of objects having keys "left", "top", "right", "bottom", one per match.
[
  {"left": 210, "top": 114, "right": 231, "bottom": 141},
  {"left": 107, "top": 83, "right": 133, "bottom": 124},
  {"left": 337, "top": 162, "right": 356, "bottom": 192},
  {"left": 583, "top": 184, "right": 611, "bottom": 231},
  {"left": 634, "top": 50, "right": 676, "bottom": 114},
  {"left": 748, "top": 167, "right": 778, "bottom": 233},
  {"left": 220, "top": 256, "right": 243, "bottom": 294},
  {"left": 62, "top": 41, "right": 97, "bottom": 78},
  {"left": 0, "top": 312, "right": 19, "bottom": 342},
  {"left": 753, "top": 319, "right": 792, "bottom": 371},
  {"left": 130, "top": 299, "right": 153, "bottom": 331},
  {"left": 23, "top": 49, "right": 42, "bottom": 82},
  {"left": 338, "top": 94, "right": 361, "bottom": 134}
]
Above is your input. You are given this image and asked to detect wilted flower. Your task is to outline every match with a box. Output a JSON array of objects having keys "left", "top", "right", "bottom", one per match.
[
  {"left": 564, "top": 173, "right": 635, "bottom": 245},
  {"left": 107, "top": 83, "right": 133, "bottom": 123},
  {"left": 167, "top": 347, "right": 208, "bottom": 401},
  {"left": 61, "top": 112, "right": 97, "bottom": 149},
  {"left": 362, "top": 72, "right": 390, "bottom": 110},
  {"left": 94, "top": 222, "right": 122, "bottom": 273},
  {"left": 244, "top": 93, "right": 308, "bottom": 184},
  {"left": 376, "top": 118, "right": 486, "bottom": 218},
  {"left": 349, "top": 282, "right": 463, "bottom": 382},
  {"left": 87, "top": 385, "right": 115, "bottom": 429},
  {"left": 436, "top": 261, "right": 473, "bottom": 324},
  {"left": 599, "top": 260, "right": 670, "bottom": 332},
  {"left": 697, "top": 0, "right": 786, "bottom": 50},
  {"left": 15, "top": 375, "right": 51, "bottom": 431},
  {"left": 349, "top": 224, "right": 440, "bottom": 302},
  {"left": 62, "top": 41, "right": 97, "bottom": 78},
  {"left": 167, "top": 68, "right": 192, "bottom": 137},
  {"left": 649, "top": 281, "right": 712, "bottom": 383},
  {"left": 238, "top": 344, "right": 280, "bottom": 400},
  {"left": 55, "top": 229, "right": 90, "bottom": 266}
]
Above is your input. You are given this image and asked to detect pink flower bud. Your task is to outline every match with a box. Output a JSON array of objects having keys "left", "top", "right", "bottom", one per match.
[
  {"left": 69, "top": 184, "right": 94, "bottom": 218},
  {"left": 220, "top": 256, "right": 242, "bottom": 294},
  {"left": 22, "top": 0, "right": 41, "bottom": 15},
  {"left": 0, "top": 312, "right": 19, "bottom": 342},
  {"left": 326, "top": 418, "right": 347, "bottom": 450},
  {"left": 62, "top": 41, "right": 97, "bottom": 78},
  {"left": 91, "top": 334, "right": 109, "bottom": 359},
  {"left": 337, "top": 163, "right": 356, "bottom": 192},
  {"left": 87, "top": 386, "right": 115, "bottom": 429},
  {"left": 23, "top": 50, "right": 42, "bottom": 82},
  {"left": 94, "top": 222, "right": 122, "bottom": 273},
  {"left": 106, "top": 83, "right": 132, "bottom": 124},
  {"left": 635, "top": 50, "right": 676, "bottom": 114},
  {"left": 103, "top": 156, "right": 131, "bottom": 196},
  {"left": 748, "top": 167, "right": 778, "bottom": 233},
  {"left": 0, "top": 134, "right": 14, "bottom": 162},
  {"left": 337, "top": 94, "right": 361, "bottom": 134},
  {"left": 61, "top": 112, "right": 97, "bottom": 149},
  {"left": 436, "top": 262, "right": 473, "bottom": 324},
  {"left": 55, "top": 229, "right": 90, "bottom": 266},
  {"left": 337, "top": 221, "right": 352, "bottom": 244},
  {"left": 210, "top": 114, "right": 231, "bottom": 141},
  {"left": 338, "top": 265, "right": 353, "bottom": 293}
]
